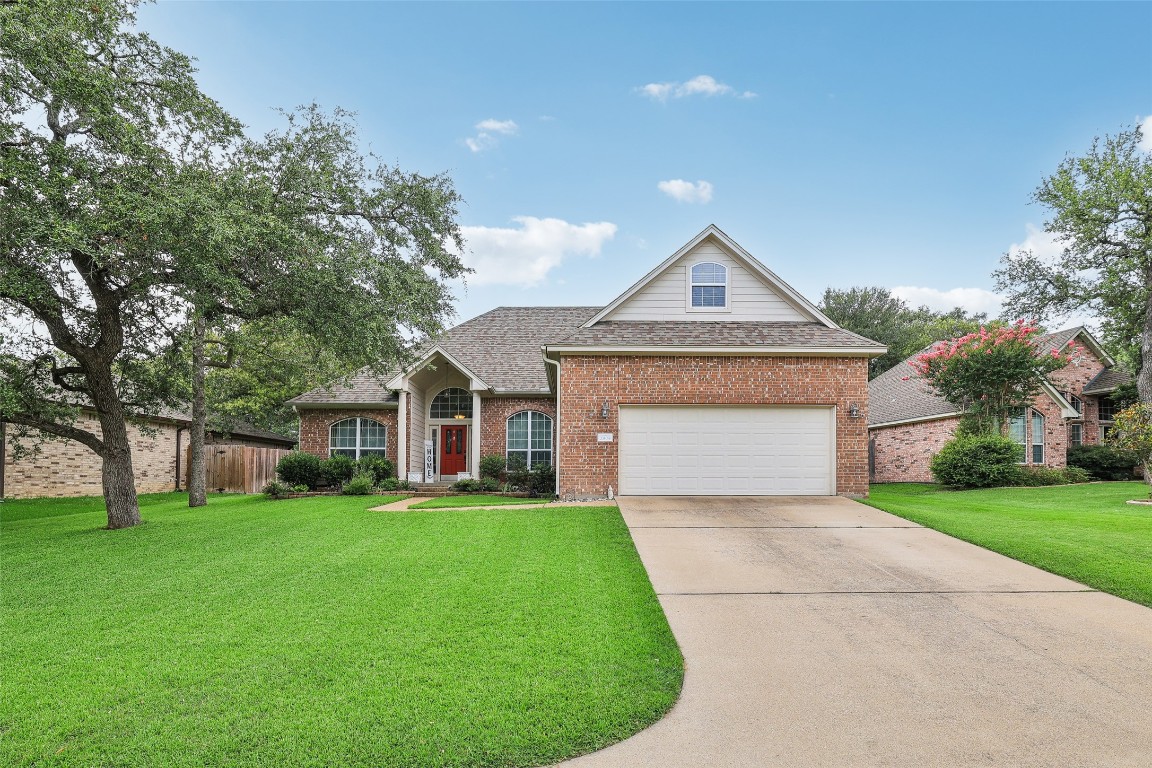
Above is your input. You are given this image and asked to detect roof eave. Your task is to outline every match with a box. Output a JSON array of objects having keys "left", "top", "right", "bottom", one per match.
[
  {"left": 543, "top": 344, "right": 887, "bottom": 357},
  {"left": 868, "top": 412, "right": 964, "bottom": 429},
  {"left": 290, "top": 401, "right": 400, "bottom": 409}
]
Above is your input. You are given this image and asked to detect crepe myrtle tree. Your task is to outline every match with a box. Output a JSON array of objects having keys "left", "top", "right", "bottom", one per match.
[{"left": 907, "top": 321, "right": 1077, "bottom": 436}]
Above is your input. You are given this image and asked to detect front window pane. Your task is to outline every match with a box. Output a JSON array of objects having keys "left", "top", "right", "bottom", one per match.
[
  {"left": 359, "top": 419, "right": 387, "bottom": 449},
  {"left": 331, "top": 448, "right": 356, "bottom": 458},
  {"left": 1008, "top": 409, "right": 1027, "bottom": 463},
  {"left": 430, "top": 388, "right": 473, "bottom": 419},
  {"left": 507, "top": 412, "right": 529, "bottom": 450},
  {"left": 1069, "top": 423, "right": 1082, "bottom": 447},
  {"left": 691, "top": 262, "right": 726, "bottom": 284},
  {"left": 691, "top": 285, "right": 726, "bottom": 308},
  {"left": 330, "top": 418, "right": 357, "bottom": 449},
  {"left": 1031, "top": 411, "right": 1044, "bottom": 464}
]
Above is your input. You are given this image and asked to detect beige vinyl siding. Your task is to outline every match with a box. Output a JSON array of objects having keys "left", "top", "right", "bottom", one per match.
[
  {"left": 407, "top": 388, "right": 426, "bottom": 472},
  {"left": 603, "top": 242, "right": 812, "bottom": 322}
]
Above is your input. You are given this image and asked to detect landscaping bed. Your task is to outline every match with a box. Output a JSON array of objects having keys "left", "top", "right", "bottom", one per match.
[
  {"left": 408, "top": 494, "right": 550, "bottom": 509},
  {"left": 864, "top": 482, "right": 1152, "bottom": 607},
  {"left": 2, "top": 493, "right": 683, "bottom": 767}
]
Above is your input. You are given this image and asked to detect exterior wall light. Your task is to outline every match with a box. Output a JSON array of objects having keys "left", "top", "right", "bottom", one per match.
[
  {"left": 600, "top": 402, "right": 610, "bottom": 419},
  {"left": 848, "top": 403, "right": 861, "bottom": 418}
]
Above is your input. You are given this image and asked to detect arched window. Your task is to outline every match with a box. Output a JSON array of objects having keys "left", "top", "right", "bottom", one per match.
[
  {"left": 329, "top": 417, "right": 387, "bottom": 459},
  {"left": 1007, "top": 408, "right": 1045, "bottom": 464},
  {"left": 506, "top": 411, "right": 553, "bottom": 469},
  {"left": 690, "top": 262, "right": 727, "bottom": 308},
  {"left": 430, "top": 388, "right": 473, "bottom": 419}
]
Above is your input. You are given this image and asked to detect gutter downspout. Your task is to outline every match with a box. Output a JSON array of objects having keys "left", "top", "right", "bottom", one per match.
[{"left": 543, "top": 353, "right": 561, "bottom": 498}]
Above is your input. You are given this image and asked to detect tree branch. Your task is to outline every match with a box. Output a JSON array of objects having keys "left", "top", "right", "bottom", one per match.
[{"left": 2, "top": 413, "right": 107, "bottom": 457}]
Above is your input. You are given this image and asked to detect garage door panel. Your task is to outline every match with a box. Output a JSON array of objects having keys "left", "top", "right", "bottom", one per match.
[{"left": 619, "top": 406, "right": 834, "bottom": 496}]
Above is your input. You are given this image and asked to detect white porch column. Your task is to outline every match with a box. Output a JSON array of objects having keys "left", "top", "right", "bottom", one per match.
[
  {"left": 397, "top": 389, "right": 408, "bottom": 478},
  {"left": 471, "top": 391, "right": 482, "bottom": 478}
]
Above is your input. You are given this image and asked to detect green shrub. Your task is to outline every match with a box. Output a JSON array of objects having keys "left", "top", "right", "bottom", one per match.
[
  {"left": 261, "top": 480, "right": 292, "bottom": 499},
  {"left": 290, "top": 484, "right": 310, "bottom": 493},
  {"left": 1067, "top": 444, "right": 1140, "bottom": 480},
  {"left": 451, "top": 478, "right": 484, "bottom": 492},
  {"left": 1014, "top": 466, "right": 1070, "bottom": 487},
  {"left": 357, "top": 454, "right": 396, "bottom": 485},
  {"left": 377, "top": 476, "right": 412, "bottom": 492},
  {"left": 529, "top": 464, "right": 556, "bottom": 497},
  {"left": 479, "top": 454, "right": 506, "bottom": 481},
  {"left": 481, "top": 477, "right": 501, "bottom": 492},
  {"left": 321, "top": 454, "right": 357, "bottom": 487},
  {"left": 1061, "top": 466, "right": 1092, "bottom": 484},
  {"left": 930, "top": 434, "right": 1021, "bottom": 489},
  {"left": 341, "top": 471, "right": 376, "bottom": 495},
  {"left": 275, "top": 451, "right": 323, "bottom": 489}
]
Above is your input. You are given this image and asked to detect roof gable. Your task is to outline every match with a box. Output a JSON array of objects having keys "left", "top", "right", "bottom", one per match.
[{"left": 583, "top": 225, "right": 836, "bottom": 328}]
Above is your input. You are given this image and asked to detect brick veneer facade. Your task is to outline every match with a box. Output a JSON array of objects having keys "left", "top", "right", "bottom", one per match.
[
  {"left": 297, "top": 407, "right": 399, "bottom": 466},
  {"left": 558, "top": 355, "right": 871, "bottom": 499},
  {"left": 480, "top": 397, "right": 556, "bottom": 461},
  {"left": 3, "top": 414, "right": 179, "bottom": 499},
  {"left": 869, "top": 347, "right": 1110, "bottom": 483}
]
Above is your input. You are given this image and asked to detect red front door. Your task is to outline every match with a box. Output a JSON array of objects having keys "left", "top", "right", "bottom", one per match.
[{"left": 440, "top": 426, "right": 468, "bottom": 477}]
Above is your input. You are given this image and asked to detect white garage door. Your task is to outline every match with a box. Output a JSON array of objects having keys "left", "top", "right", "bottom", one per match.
[{"left": 618, "top": 405, "right": 835, "bottom": 496}]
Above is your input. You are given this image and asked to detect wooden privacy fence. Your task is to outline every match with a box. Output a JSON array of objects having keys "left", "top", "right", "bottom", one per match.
[{"left": 186, "top": 445, "right": 292, "bottom": 494}]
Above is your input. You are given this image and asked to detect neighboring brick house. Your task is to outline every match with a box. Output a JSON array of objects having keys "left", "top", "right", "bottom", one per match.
[
  {"left": 290, "top": 225, "right": 886, "bottom": 499},
  {"left": 0, "top": 409, "right": 295, "bottom": 499},
  {"left": 868, "top": 327, "right": 1130, "bottom": 483}
]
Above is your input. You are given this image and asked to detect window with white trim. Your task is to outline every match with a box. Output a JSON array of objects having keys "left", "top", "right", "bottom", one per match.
[
  {"left": 329, "top": 417, "right": 387, "bottom": 459},
  {"left": 1068, "top": 422, "right": 1082, "bottom": 447},
  {"left": 690, "top": 262, "right": 727, "bottom": 308},
  {"left": 506, "top": 411, "right": 553, "bottom": 469},
  {"left": 1008, "top": 408, "right": 1045, "bottom": 464},
  {"left": 430, "top": 388, "right": 473, "bottom": 419}
]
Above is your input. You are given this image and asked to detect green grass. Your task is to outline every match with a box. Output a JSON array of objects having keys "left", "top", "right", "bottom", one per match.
[
  {"left": 864, "top": 482, "right": 1152, "bottom": 607},
  {"left": 408, "top": 494, "right": 548, "bottom": 509},
  {"left": 1, "top": 493, "right": 682, "bottom": 767}
]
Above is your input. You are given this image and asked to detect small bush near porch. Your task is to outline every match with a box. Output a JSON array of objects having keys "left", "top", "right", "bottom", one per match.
[
  {"left": 864, "top": 482, "right": 1152, "bottom": 607},
  {"left": 2, "top": 494, "right": 682, "bottom": 767}
]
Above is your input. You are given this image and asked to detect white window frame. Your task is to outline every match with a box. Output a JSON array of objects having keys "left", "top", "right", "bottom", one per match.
[
  {"left": 506, "top": 410, "right": 554, "bottom": 469},
  {"left": 1068, "top": 422, "right": 1083, "bottom": 448},
  {"left": 1008, "top": 408, "right": 1028, "bottom": 464},
  {"left": 1031, "top": 410, "right": 1045, "bottom": 464},
  {"left": 328, "top": 417, "right": 388, "bottom": 460},
  {"left": 686, "top": 261, "right": 730, "bottom": 312}
]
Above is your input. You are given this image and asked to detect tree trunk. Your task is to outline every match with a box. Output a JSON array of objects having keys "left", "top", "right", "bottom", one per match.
[
  {"left": 1139, "top": 266, "right": 1152, "bottom": 404},
  {"left": 89, "top": 379, "right": 142, "bottom": 529},
  {"left": 188, "top": 314, "right": 208, "bottom": 507}
]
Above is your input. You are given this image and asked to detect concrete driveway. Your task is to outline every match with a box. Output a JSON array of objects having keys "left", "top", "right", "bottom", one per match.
[{"left": 559, "top": 496, "right": 1152, "bottom": 767}]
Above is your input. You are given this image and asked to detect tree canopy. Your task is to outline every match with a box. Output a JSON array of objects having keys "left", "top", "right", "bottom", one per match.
[
  {"left": 819, "top": 286, "right": 990, "bottom": 378},
  {"left": 1, "top": 0, "right": 467, "bottom": 526},
  {"left": 994, "top": 125, "right": 1152, "bottom": 401}
]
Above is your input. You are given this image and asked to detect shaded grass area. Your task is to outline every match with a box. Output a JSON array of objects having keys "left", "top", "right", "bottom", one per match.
[
  {"left": 408, "top": 494, "right": 547, "bottom": 509},
  {"left": 864, "top": 482, "right": 1152, "bottom": 607},
  {"left": 2, "top": 493, "right": 682, "bottom": 767}
]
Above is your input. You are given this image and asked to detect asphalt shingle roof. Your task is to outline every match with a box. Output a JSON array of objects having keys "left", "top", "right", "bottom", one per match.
[
  {"left": 289, "top": 307, "right": 600, "bottom": 404},
  {"left": 549, "top": 321, "right": 883, "bottom": 349},
  {"left": 1083, "top": 367, "right": 1131, "bottom": 395}
]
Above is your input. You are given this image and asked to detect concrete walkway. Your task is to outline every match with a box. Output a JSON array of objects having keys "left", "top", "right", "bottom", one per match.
[
  {"left": 369, "top": 496, "right": 616, "bottom": 512},
  {"left": 559, "top": 496, "right": 1152, "bottom": 767}
]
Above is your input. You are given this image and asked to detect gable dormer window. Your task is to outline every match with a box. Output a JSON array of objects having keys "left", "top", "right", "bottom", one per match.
[{"left": 690, "top": 262, "right": 728, "bottom": 309}]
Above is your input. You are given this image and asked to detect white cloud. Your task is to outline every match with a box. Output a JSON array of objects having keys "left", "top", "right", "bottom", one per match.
[
  {"left": 464, "top": 118, "right": 519, "bottom": 153},
  {"left": 1138, "top": 115, "right": 1152, "bottom": 153},
  {"left": 657, "top": 179, "right": 714, "bottom": 204},
  {"left": 890, "top": 286, "right": 1004, "bottom": 316},
  {"left": 459, "top": 216, "right": 618, "bottom": 287},
  {"left": 638, "top": 75, "right": 756, "bottom": 102},
  {"left": 1008, "top": 222, "right": 1066, "bottom": 265}
]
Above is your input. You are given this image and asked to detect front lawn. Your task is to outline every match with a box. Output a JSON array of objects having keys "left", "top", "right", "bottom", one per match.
[
  {"left": 864, "top": 482, "right": 1152, "bottom": 607},
  {"left": 2, "top": 493, "right": 682, "bottom": 767},
  {"left": 408, "top": 494, "right": 548, "bottom": 509}
]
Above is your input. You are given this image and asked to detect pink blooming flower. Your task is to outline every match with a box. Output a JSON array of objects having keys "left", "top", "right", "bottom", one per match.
[{"left": 901, "top": 376, "right": 910, "bottom": 381}]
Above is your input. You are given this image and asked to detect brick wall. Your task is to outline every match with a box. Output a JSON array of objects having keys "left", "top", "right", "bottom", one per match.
[
  {"left": 870, "top": 417, "right": 959, "bottom": 483},
  {"left": 3, "top": 414, "right": 180, "bottom": 499},
  {"left": 479, "top": 397, "right": 557, "bottom": 462},
  {"left": 557, "top": 355, "right": 871, "bottom": 499},
  {"left": 297, "top": 408, "right": 399, "bottom": 466},
  {"left": 1048, "top": 346, "right": 1107, "bottom": 446}
]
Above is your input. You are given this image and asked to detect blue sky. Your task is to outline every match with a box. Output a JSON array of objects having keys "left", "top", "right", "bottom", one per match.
[{"left": 138, "top": 1, "right": 1151, "bottom": 325}]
